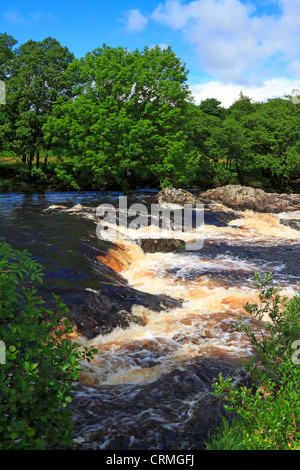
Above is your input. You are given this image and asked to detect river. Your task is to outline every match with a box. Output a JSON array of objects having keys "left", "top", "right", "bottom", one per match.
[{"left": 0, "top": 190, "right": 299, "bottom": 450}]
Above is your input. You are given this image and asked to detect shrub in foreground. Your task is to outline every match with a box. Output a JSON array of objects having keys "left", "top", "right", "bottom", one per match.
[
  {"left": 0, "top": 242, "right": 97, "bottom": 449},
  {"left": 207, "top": 273, "right": 300, "bottom": 450}
]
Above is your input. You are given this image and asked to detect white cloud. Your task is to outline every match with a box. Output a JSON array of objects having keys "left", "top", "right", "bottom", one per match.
[
  {"left": 30, "top": 13, "right": 44, "bottom": 22},
  {"left": 30, "top": 12, "right": 57, "bottom": 22},
  {"left": 125, "top": 9, "right": 148, "bottom": 33},
  {"left": 4, "top": 9, "right": 24, "bottom": 24},
  {"left": 151, "top": 0, "right": 300, "bottom": 85},
  {"left": 190, "top": 78, "right": 299, "bottom": 107},
  {"left": 4, "top": 10, "right": 57, "bottom": 25}
]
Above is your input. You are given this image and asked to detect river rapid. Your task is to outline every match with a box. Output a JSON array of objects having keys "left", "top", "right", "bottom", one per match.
[{"left": 0, "top": 190, "right": 299, "bottom": 450}]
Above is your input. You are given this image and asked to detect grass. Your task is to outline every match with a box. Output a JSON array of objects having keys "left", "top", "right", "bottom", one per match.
[
  {"left": 0, "top": 151, "right": 65, "bottom": 192},
  {"left": 205, "top": 417, "right": 246, "bottom": 450}
]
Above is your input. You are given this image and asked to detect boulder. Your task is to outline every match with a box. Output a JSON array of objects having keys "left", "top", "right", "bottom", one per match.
[
  {"left": 66, "top": 284, "right": 182, "bottom": 340},
  {"left": 198, "top": 185, "right": 300, "bottom": 213},
  {"left": 279, "top": 219, "right": 300, "bottom": 231},
  {"left": 139, "top": 238, "right": 184, "bottom": 253},
  {"left": 156, "top": 188, "right": 198, "bottom": 206}
]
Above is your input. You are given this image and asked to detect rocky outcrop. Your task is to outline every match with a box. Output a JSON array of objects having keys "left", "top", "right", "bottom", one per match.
[
  {"left": 67, "top": 284, "right": 181, "bottom": 340},
  {"left": 198, "top": 185, "right": 300, "bottom": 213},
  {"left": 156, "top": 188, "right": 198, "bottom": 206}
]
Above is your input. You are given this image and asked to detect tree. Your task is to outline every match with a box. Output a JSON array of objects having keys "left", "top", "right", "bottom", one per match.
[
  {"left": 43, "top": 44, "right": 196, "bottom": 191},
  {"left": 228, "top": 91, "right": 260, "bottom": 121},
  {"left": 0, "top": 32, "right": 17, "bottom": 81},
  {"left": 207, "top": 116, "right": 253, "bottom": 185},
  {"left": 0, "top": 33, "right": 17, "bottom": 131},
  {"left": 199, "top": 97, "right": 226, "bottom": 119},
  {"left": 4, "top": 37, "right": 74, "bottom": 171},
  {"left": 182, "top": 103, "right": 221, "bottom": 186},
  {"left": 245, "top": 98, "right": 300, "bottom": 188},
  {"left": 0, "top": 242, "right": 96, "bottom": 449}
]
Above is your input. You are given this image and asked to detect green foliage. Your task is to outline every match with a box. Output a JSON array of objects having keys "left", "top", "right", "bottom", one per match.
[
  {"left": 0, "top": 242, "right": 97, "bottom": 449},
  {"left": 212, "top": 162, "right": 239, "bottom": 186},
  {"left": 43, "top": 44, "right": 196, "bottom": 191},
  {"left": 205, "top": 416, "right": 246, "bottom": 450},
  {"left": 0, "top": 32, "right": 17, "bottom": 81},
  {"left": 199, "top": 98, "right": 227, "bottom": 120},
  {"left": 207, "top": 274, "right": 300, "bottom": 450},
  {"left": 207, "top": 116, "right": 254, "bottom": 185},
  {"left": 2, "top": 37, "right": 74, "bottom": 172},
  {"left": 244, "top": 98, "right": 300, "bottom": 188},
  {"left": 228, "top": 91, "right": 259, "bottom": 121},
  {"left": 1, "top": 33, "right": 300, "bottom": 192}
]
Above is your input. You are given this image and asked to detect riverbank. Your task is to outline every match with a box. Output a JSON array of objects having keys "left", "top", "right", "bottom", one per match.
[{"left": 1, "top": 153, "right": 300, "bottom": 195}]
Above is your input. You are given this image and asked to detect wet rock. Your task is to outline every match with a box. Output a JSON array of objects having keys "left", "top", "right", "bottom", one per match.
[
  {"left": 66, "top": 284, "right": 182, "bottom": 340},
  {"left": 43, "top": 204, "right": 182, "bottom": 339},
  {"left": 279, "top": 219, "right": 300, "bottom": 230},
  {"left": 139, "top": 238, "right": 184, "bottom": 253},
  {"left": 43, "top": 204, "right": 68, "bottom": 212},
  {"left": 154, "top": 189, "right": 242, "bottom": 226},
  {"left": 204, "top": 210, "right": 240, "bottom": 226},
  {"left": 198, "top": 185, "right": 300, "bottom": 213}
]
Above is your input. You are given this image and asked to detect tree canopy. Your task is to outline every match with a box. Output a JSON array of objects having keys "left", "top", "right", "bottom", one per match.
[
  {"left": 2, "top": 36, "right": 74, "bottom": 171},
  {"left": 0, "top": 34, "right": 299, "bottom": 192},
  {"left": 43, "top": 44, "right": 196, "bottom": 191}
]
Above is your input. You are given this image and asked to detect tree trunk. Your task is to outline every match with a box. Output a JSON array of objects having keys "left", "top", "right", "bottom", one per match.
[
  {"left": 28, "top": 149, "right": 34, "bottom": 173},
  {"left": 235, "top": 159, "right": 244, "bottom": 185},
  {"left": 43, "top": 149, "right": 48, "bottom": 170},
  {"left": 36, "top": 150, "right": 40, "bottom": 169}
]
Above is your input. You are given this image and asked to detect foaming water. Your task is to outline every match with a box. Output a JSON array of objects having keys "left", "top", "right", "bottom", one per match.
[
  {"left": 77, "top": 242, "right": 264, "bottom": 389},
  {"left": 71, "top": 204, "right": 299, "bottom": 380},
  {"left": 97, "top": 207, "right": 300, "bottom": 248},
  {"left": 74, "top": 208, "right": 299, "bottom": 399},
  {"left": 204, "top": 210, "right": 300, "bottom": 245}
]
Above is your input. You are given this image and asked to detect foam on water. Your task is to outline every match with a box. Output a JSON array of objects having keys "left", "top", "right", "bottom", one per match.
[{"left": 77, "top": 209, "right": 299, "bottom": 388}]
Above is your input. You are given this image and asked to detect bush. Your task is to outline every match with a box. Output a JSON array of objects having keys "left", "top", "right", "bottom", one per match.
[
  {"left": 0, "top": 242, "right": 97, "bottom": 449},
  {"left": 212, "top": 162, "right": 239, "bottom": 186},
  {"left": 207, "top": 273, "right": 300, "bottom": 450}
]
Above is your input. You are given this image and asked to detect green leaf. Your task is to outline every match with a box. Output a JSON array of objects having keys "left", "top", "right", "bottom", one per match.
[{"left": 26, "top": 427, "right": 35, "bottom": 437}]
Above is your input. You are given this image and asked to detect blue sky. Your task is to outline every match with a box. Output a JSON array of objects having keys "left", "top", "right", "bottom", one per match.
[{"left": 1, "top": 0, "right": 300, "bottom": 106}]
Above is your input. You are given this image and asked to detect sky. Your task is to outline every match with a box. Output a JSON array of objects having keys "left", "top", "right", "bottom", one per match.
[{"left": 1, "top": 0, "right": 300, "bottom": 107}]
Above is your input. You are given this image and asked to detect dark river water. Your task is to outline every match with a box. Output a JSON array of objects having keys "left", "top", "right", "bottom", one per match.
[{"left": 0, "top": 190, "right": 299, "bottom": 450}]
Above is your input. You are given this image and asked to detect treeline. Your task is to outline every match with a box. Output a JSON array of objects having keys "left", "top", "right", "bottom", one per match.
[{"left": 0, "top": 32, "right": 300, "bottom": 192}]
